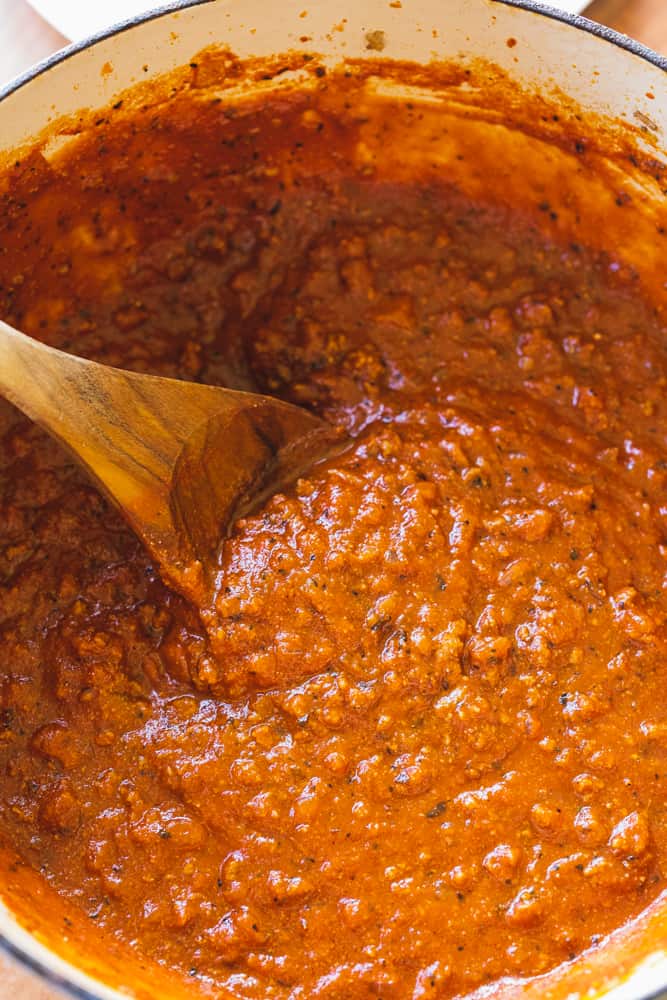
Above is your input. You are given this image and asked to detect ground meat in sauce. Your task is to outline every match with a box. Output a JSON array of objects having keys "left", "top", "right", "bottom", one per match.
[{"left": 0, "top": 87, "right": 667, "bottom": 1000}]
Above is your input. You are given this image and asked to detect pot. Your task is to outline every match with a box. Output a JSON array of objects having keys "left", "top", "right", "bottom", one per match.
[{"left": 0, "top": 1, "right": 665, "bottom": 998}]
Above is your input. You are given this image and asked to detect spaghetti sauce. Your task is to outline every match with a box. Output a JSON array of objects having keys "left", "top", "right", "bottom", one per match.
[{"left": 0, "top": 61, "right": 666, "bottom": 999}]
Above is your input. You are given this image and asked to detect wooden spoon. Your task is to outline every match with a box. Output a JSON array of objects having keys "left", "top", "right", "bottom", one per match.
[{"left": 0, "top": 319, "right": 335, "bottom": 601}]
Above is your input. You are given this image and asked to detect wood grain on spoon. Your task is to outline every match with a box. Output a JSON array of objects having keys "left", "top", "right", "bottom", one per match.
[{"left": 0, "top": 318, "right": 335, "bottom": 600}]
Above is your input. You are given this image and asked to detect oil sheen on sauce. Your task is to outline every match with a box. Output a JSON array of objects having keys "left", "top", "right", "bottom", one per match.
[{"left": 0, "top": 67, "right": 666, "bottom": 999}]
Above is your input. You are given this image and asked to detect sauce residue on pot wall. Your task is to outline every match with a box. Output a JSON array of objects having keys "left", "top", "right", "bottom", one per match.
[{"left": 0, "top": 48, "right": 666, "bottom": 1000}]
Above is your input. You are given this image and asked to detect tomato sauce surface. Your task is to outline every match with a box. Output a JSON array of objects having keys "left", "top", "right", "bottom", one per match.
[{"left": 0, "top": 71, "right": 667, "bottom": 999}]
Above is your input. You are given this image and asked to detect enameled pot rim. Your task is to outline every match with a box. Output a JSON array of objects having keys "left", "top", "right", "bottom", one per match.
[{"left": 1, "top": 0, "right": 666, "bottom": 105}]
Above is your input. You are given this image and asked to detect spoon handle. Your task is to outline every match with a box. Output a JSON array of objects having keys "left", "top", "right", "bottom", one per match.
[
  {"left": 0, "top": 318, "right": 91, "bottom": 429},
  {"left": 0, "top": 316, "right": 189, "bottom": 486},
  {"left": 0, "top": 318, "right": 209, "bottom": 578}
]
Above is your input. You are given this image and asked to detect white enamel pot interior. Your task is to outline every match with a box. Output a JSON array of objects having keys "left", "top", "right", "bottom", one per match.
[{"left": 0, "top": 1, "right": 665, "bottom": 998}]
